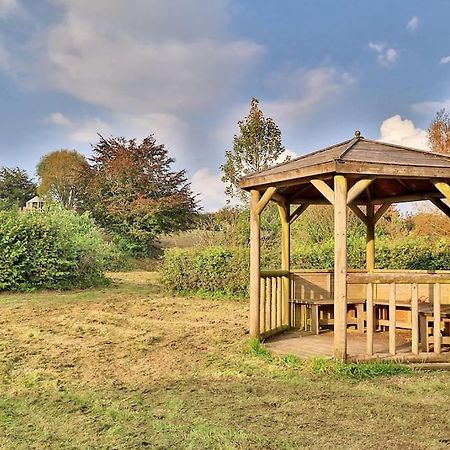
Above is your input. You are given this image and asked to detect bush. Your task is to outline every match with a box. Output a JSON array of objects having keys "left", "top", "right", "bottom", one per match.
[
  {"left": 162, "top": 236, "right": 450, "bottom": 298},
  {"left": 0, "top": 207, "right": 112, "bottom": 291},
  {"left": 162, "top": 247, "right": 249, "bottom": 297}
]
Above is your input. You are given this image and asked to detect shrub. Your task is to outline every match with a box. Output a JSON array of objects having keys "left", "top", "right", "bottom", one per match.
[
  {"left": 162, "top": 247, "right": 249, "bottom": 297},
  {"left": 162, "top": 236, "right": 450, "bottom": 299},
  {"left": 0, "top": 207, "right": 112, "bottom": 291}
]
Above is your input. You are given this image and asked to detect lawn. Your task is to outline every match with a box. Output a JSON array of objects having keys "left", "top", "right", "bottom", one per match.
[{"left": 0, "top": 271, "right": 449, "bottom": 449}]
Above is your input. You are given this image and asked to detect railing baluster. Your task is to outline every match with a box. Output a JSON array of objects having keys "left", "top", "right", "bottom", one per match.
[
  {"left": 366, "top": 282, "right": 374, "bottom": 356},
  {"left": 260, "top": 277, "right": 265, "bottom": 334},
  {"left": 277, "top": 276, "right": 282, "bottom": 328},
  {"left": 271, "top": 276, "right": 276, "bottom": 329},
  {"left": 266, "top": 277, "right": 271, "bottom": 332},
  {"left": 434, "top": 283, "right": 441, "bottom": 354},
  {"left": 411, "top": 283, "right": 419, "bottom": 355},
  {"left": 389, "top": 282, "right": 396, "bottom": 355}
]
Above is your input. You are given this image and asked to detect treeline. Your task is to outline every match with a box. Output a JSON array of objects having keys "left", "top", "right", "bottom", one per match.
[{"left": 0, "top": 134, "right": 199, "bottom": 291}]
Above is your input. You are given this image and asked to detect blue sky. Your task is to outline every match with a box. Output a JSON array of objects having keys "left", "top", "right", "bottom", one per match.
[{"left": 0, "top": 0, "right": 450, "bottom": 210}]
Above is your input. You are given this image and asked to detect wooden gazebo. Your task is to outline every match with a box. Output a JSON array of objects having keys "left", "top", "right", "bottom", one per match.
[{"left": 240, "top": 132, "right": 450, "bottom": 361}]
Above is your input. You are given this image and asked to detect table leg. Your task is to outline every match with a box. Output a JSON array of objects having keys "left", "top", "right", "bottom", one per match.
[{"left": 419, "top": 314, "right": 429, "bottom": 353}]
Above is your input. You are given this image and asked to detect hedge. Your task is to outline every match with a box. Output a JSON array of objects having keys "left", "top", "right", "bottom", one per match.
[
  {"left": 0, "top": 207, "right": 112, "bottom": 291},
  {"left": 162, "top": 238, "right": 450, "bottom": 298}
]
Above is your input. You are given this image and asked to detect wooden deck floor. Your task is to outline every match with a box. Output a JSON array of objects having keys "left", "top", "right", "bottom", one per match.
[{"left": 264, "top": 329, "right": 450, "bottom": 362}]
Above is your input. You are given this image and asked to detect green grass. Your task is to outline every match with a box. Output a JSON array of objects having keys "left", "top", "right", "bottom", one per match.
[{"left": 0, "top": 272, "right": 448, "bottom": 449}]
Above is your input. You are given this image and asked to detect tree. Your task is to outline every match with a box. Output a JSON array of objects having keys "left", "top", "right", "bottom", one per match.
[
  {"left": 221, "top": 98, "right": 285, "bottom": 201},
  {"left": 0, "top": 167, "right": 36, "bottom": 209},
  {"left": 37, "top": 150, "right": 89, "bottom": 209},
  {"left": 428, "top": 109, "right": 450, "bottom": 155},
  {"left": 83, "top": 134, "right": 198, "bottom": 256}
]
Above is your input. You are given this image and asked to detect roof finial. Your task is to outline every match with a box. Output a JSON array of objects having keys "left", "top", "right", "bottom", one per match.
[{"left": 354, "top": 130, "right": 361, "bottom": 138}]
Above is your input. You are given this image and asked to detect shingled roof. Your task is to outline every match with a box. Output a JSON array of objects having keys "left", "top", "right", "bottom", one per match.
[{"left": 240, "top": 132, "right": 450, "bottom": 205}]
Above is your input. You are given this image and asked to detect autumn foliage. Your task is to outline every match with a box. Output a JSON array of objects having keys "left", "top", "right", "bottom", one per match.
[
  {"left": 83, "top": 135, "right": 198, "bottom": 255},
  {"left": 428, "top": 109, "right": 450, "bottom": 155}
]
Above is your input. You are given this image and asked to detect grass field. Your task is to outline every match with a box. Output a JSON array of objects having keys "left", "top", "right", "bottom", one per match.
[{"left": 0, "top": 271, "right": 449, "bottom": 449}]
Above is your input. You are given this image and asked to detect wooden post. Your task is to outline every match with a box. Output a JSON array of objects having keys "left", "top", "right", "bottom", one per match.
[
  {"left": 250, "top": 190, "right": 261, "bottom": 338},
  {"left": 389, "top": 283, "right": 396, "bottom": 355},
  {"left": 411, "top": 283, "right": 419, "bottom": 355},
  {"left": 278, "top": 200, "right": 290, "bottom": 326},
  {"left": 366, "top": 204, "right": 375, "bottom": 272},
  {"left": 434, "top": 283, "right": 441, "bottom": 354},
  {"left": 334, "top": 175, "right": 348, "bottom": 360},
  {"left": 366, "top": 283, "right": 374, "bottom": 355}
]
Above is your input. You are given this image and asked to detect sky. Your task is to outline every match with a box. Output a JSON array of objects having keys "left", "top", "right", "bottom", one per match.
[{"left": 0, "top": 0, "right": 450, "bottom": 211}]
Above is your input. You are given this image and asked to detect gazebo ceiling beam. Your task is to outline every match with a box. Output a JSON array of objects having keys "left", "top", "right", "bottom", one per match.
[
  {"left": 367, "top": 191, "right": 442, "bottom": 205},
  {"left": 430, "top": 198, "right": 450, "bottom": 219},
  {"left": 310, "top": 179, "right": 334, "bottom": 205},
  {"left": 347, "top": 178, "right": 374, "bottom": 205},
  {"left": 256, "top": 187, "right": 277, "bottom": 215}
]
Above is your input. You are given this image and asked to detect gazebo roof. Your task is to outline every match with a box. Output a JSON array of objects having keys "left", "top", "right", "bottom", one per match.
[{"left": 240, "top": 133, "right": 450, "bottom": 205}]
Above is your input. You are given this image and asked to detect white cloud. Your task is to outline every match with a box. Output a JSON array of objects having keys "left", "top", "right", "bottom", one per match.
[
  {"left": 411, "top": 99, "right": 450, "bottom": 114},
  {"left": 191, "top": 167, "right": 226, "bottom": 212},
  {"left": 275, "top": 148, "right": 298, "bottom": 164},
  {"left": 44, "top": 112, "right": 111, "bottom": 144},
  {"left": 69, "top": 118, "right": 111, "bottom": 143},
  {"left": 379, "top": 115, "right": 429, "bottom": 150},
  {"left": 439, "top": 56, "right": 450, "bottom": 65},
  {"left": 368, "top": 42, "right": 399, "bottom": 67},
  {"left": 406, "top": 16, "right": 419, "bottom": 32},
  {"left": 36, "top": 1, "right": 264, "bottom": 116},
  {"left": 0, "top": 0, "right": 21, "bottom": 18},
  {"left": 45, "top": 112, "right": 73, "bottom": 127},
  {"left": 264, "top": 66, "right": 354, "bottom": 127}
]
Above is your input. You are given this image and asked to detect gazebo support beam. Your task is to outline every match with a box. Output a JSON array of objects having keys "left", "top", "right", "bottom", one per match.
[
  {"left": 256, "top": 187, "right": 277, "bottom": 215},
  {"left": 430, "top": 197, "right": 450, "bottom": 219},
  {"left": 347, "top": 179, "right": 373, "bottom": 205},
  {"left": 278, "top": 199, "right": 291, "bottom": 326},
  {"left": 249, "top": 190, "right": 261, "bottom": 338},
  {"left": 373, "top": 202, "right": 391, "bottom": 224},
  {"left": 289, "top": 203, "right": 308, "bottom": 224},
  {"left": 348, "top": 203, "right": 368, "bottom": 226},
  {"left": 366, "top": 204, "right": 375, "bottom": 272},
  {"left": 433, "top": 181, "right": 450, "bottom": 203},
  {"left": 311, "top": 179, "right": 334, "bottom": 204},
  {"left": 334, "top": 175, "right": 348, "bottom": 361}
]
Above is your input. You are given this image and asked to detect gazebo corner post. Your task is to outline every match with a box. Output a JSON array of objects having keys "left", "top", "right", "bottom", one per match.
[
  {"left": 366, "top": 203, "right": 375, "bottom": 273},
  {"left": 249, "top": 189, "right": 261, "bottom": 338},
  {"left": 278, "top": 199, "right": 291, "bottom": 327},
  {"left": 334, "top": 175, "right": 348, "bottom": 361}
]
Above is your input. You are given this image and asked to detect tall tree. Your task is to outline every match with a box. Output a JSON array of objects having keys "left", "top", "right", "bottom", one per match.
[
  {"left": 37, "top": 150, "right": 89, "bottom": 208},
  {"left": 84, "top": 134, "right": 198, "bottom": 255},
  {"left": 428, "top": 108, "right": 450, "bottom": 155},
  {"left": 0, "top": 167, "right": 36, "bottom": 209},
  {"left": 221, "top": 98, "right": 285, "bottom": 201}
]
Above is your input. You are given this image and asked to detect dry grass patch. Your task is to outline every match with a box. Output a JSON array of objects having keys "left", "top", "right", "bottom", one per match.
[{"left": 0, "top": 272, "right": 448, "bottom": 449}]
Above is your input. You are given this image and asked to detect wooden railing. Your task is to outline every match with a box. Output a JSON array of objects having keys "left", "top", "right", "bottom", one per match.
[
  {"left": 259, "top": 270, "right": 290, "bottom": 337},
  {"left": 348, "top": 273, "right": 450, "bottom": 356}
]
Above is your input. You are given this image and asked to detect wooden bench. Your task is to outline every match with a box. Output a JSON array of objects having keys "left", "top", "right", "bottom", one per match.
[{"left": 290, "top": 298, "right": 365, "bottom": 334}]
